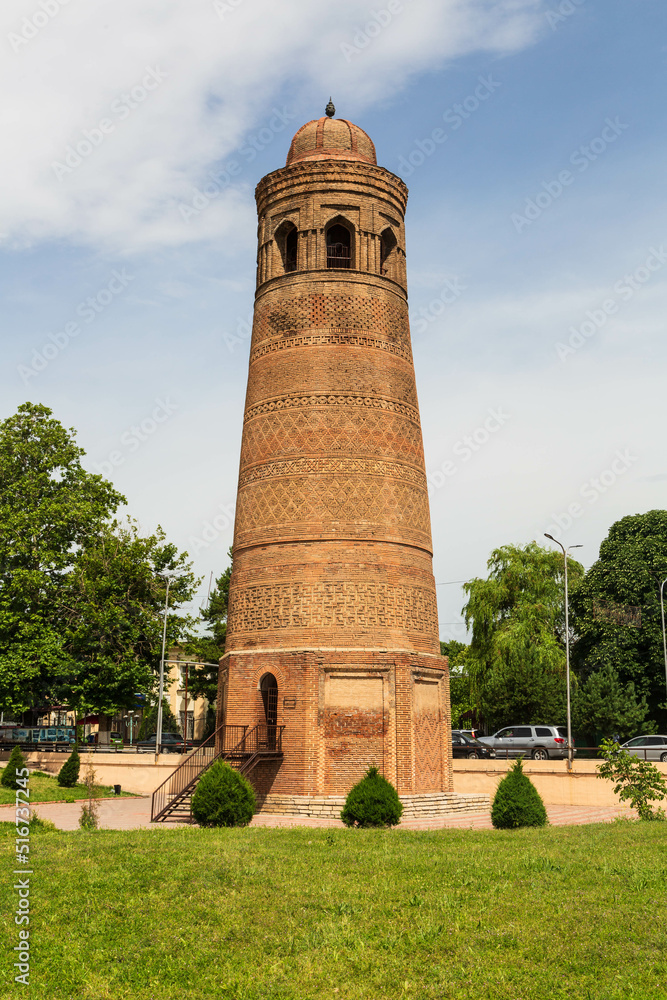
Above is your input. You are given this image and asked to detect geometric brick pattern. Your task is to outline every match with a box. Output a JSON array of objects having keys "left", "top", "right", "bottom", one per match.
[
  {"left": 235, "top": 476, "right": 431, "bottom": 545},
  {"left": 243, "top": 392, "right": 420, "bottom": 424},
  {"left": 227, "top": 581, "right": 439, "bottom": 636},
  {"left": 414, "top": 711, "right": 444, "bottom": 793},
  {"left": 245, "top": 352, "right": 420, "bottom": 409},
  {"left": 251, "top": 293, "right": 411, "bottom": 350},
  {"left": 240, "top": 406, "right": 424, "bottom": 465},
  {"left": 250, "top": 331, "right": 413, "bottom": 365}
]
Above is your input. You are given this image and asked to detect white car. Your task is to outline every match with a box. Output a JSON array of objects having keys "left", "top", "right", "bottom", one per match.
[{"left": 620, "top": 735, "right": 667, "bottom": 762}]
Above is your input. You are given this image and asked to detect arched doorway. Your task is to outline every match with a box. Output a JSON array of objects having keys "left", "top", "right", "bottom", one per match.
[{"left": 260, "top": 673, "right": 278, "bottom": 748}]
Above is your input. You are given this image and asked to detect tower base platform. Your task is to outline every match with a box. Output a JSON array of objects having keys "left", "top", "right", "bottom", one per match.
[{"left": 254, "top": 791, "right": 489, "bottom": 820}]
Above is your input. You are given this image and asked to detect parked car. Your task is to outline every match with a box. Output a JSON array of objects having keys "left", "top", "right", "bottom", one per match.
[
  {"left": 620, "top": 735, "right": 667, "bottom": 762},
  {"left": 478, "top": 725, "right": 574, "bottom": 760},
  {"left": 85, "top": 731, "right": 124, "bottom": 751},
  {"left": 135, "top": 733, "right": 188, "bottom": 754},
  {"left": 451, "top": 731, "right": 496, "bottom": 759}
]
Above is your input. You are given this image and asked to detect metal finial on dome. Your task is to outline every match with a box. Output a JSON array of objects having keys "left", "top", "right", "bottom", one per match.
[{"left": 325, "top": 98, "right": 335, "bottom": 118}]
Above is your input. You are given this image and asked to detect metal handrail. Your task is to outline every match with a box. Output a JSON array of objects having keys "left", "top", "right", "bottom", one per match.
[
  {"left": 151, "top": 724, "right": 246, "bottom": 821},
  {"left": 151, "top": 723, "right": 284, "bottom": 822}
]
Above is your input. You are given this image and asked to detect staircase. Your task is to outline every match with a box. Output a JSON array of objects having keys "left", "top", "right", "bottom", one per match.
[{"left": 151, "top": 723, "right": 284, "bottom": 823}]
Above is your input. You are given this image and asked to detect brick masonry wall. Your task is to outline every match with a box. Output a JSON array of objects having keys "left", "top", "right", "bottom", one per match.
[
  {"left": 222, "top": 647, "right": 452, "bottom": 797},
  {"left": 217, "top": 119, "right": 452, "bottom": 800}
]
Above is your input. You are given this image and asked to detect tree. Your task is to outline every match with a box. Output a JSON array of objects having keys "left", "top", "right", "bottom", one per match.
[
  {"left": 183, "top": 556, "right": 232, "bottom": 705},
  {"left": 575, "top": 663, "right": 648, "bottom": 741},
  {"left": 61, "top": 519, "right": 197, "bottom": 715},
  {"left": 0, "top": 402, "right": 123, "bottom": 712},
  {"left": 137, "top": 698, "right": 182, "bottom": 739},
  {"left": 0, "top": 403, "right": 198, "bottom": 717},
  {"left": 440, "top": 640, "right": 474, "bottom": 729},
  {"left": 463, "top": 542, "right": 584, "bottom": 732},
  {"left": 571, "top": 511, "right": 667, "bottom": 732}
]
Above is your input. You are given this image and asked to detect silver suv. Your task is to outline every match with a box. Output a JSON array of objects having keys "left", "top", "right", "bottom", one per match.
[{"left": 478, "top": 725, "right": 573, "bottom": 760}]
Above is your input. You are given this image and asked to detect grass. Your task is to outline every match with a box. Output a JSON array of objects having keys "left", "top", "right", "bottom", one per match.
[
  {"left": 0, "top": 768, "right": 136, "bottom": 804},
  {"left": 1, "top": 821, "right": 667, "bottom": 999}
]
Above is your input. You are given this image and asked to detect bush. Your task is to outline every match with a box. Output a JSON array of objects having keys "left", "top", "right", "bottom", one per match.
[
  {"left": 191, "top": 761, "right": 256, "bottom": 827},
  {"left": 1, "top": 746, "right": 27, "bottom": 789},
  {"left": 597, "top": 738, "right": 667, "bottom": 820},
  {"left": 57, "top": 748, "right": 80, "bottom": 787},
  {"left": 341, "top": 766, "right": 403, "bottom": 828},
  {"left": 29, "top": 812, "right": 58, "bottom": 832},
  {"left": 491, "top": 758, "right": 548, "bottom": 829}
]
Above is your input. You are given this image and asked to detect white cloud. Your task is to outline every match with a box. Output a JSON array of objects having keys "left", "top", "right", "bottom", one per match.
[{"left": 0, "top": 0, "right": 546, "bottom": 252}]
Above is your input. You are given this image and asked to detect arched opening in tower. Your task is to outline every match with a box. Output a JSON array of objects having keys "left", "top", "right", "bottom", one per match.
[
  {"left": 326, "top": 223, "right": 351, "bottom": 269},
  {"left": 284, "top": 227, "right": 298, "bottom": 272},
  {"left": 260, "top": 672, "right": 278, "bottom": 726},
  {"left": 380, "top": 227, "right": 398, "bottom": 276},
  {"left": 276, "top": 221, "right": 298, "bottom": 274}
]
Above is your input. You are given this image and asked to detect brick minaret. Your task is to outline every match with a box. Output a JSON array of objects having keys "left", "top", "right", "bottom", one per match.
[{"left": 217, "top": 105, "right": 452, "bottom": 803}]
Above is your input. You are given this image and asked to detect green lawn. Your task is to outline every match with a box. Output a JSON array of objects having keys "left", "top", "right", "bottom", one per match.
[
  {"left": 0, "top": 769, "right": 136, "bottom": 804},
  {"left": 2, "top": 821, "right": 667, "bottom": 999}
]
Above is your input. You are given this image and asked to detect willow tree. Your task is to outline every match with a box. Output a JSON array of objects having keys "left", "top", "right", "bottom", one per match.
[{"left": 463, "top": 542, "right": 584, "bottom": 732}]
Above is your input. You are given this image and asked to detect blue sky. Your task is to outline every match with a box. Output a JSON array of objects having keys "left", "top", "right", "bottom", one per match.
[{"left": 1, "top": 0, "right": 665, "bottom": 638}]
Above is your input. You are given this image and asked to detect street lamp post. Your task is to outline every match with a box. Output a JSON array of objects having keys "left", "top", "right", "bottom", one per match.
[
  {"left": 155, "top": 573, "right": 177, "bottom": 760},
  {"left": 660, "top": 578, "right": 667, "bottom": 710},
  {"left": 544, "top": 534, "right": 582, "bottom": 771},
  {"left": 123, "top": 711, "right": 137, "bottom": 746}
]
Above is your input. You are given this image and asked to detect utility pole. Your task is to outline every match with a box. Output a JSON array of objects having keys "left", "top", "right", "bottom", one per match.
[{"left": 544, "top": 534, "right": 582, "bottom": 771}]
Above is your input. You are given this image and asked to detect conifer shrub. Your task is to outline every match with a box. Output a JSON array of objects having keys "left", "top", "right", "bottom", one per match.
[
  {"left": 191, "top": 761, "right": 256, "bottom": 827},
  {"left": 1, "top": 746, "right": 27, "bottom": 789},
  {"left": 491, "top": 757, "right": 548, "bottom": 829},
  {"left": 57, "top": 747, "right": 80, "bottom": 788},
  {"left": 341, "top": 766, "right": 403, "bottom": 828}
]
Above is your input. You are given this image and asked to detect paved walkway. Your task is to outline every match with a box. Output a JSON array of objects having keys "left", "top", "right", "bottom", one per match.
[{"left": 2, "top": 798, "right": 635, "bottom": 831}]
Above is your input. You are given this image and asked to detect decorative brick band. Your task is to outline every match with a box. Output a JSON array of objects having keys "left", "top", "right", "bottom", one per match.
[
  {"left": 227, "top": 581, "right": 439, "bottom": 635},
  {"left": 238, "top": 456, "right": 428, "bottom": 489},
  {"left": 234, "top": 477, "right": 432, "bottom": 546},
  {"left": 240, "top": 406, "right": 425, "bottom": 466},
  {"left": 244, "top": 393, "right": 420, "bottom": 424},
  {"left": 250, "top": 331, "right": 413, "bottom": 364}
]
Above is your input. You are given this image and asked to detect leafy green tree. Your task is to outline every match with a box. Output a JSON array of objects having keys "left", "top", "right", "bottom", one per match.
[
  {"left": 61, "top": 519, "right": 197, "bottom": 714},
  {"left": 183, "top": 556, "right": 232, "bottom": 705},
  {"left": 138, "top": 698, "right": 182, "bottom": 739},
  {"left": 575, "top": 663, "right": 648, "bottom": 741},
  {"left": 0, "top": 403, "right": 197, "bottom": 717},
  {"left": 571, "top": 511, "right": 667, "bottom": 732},
  {"left": 0, "top": 402, "right": 123, "bottom": 712},
  {"left": 441, "top": 640, "right": 474, "bottom": 729},
  {"left": 463, "top": 542, "right": 584, "bottom": 732}
]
